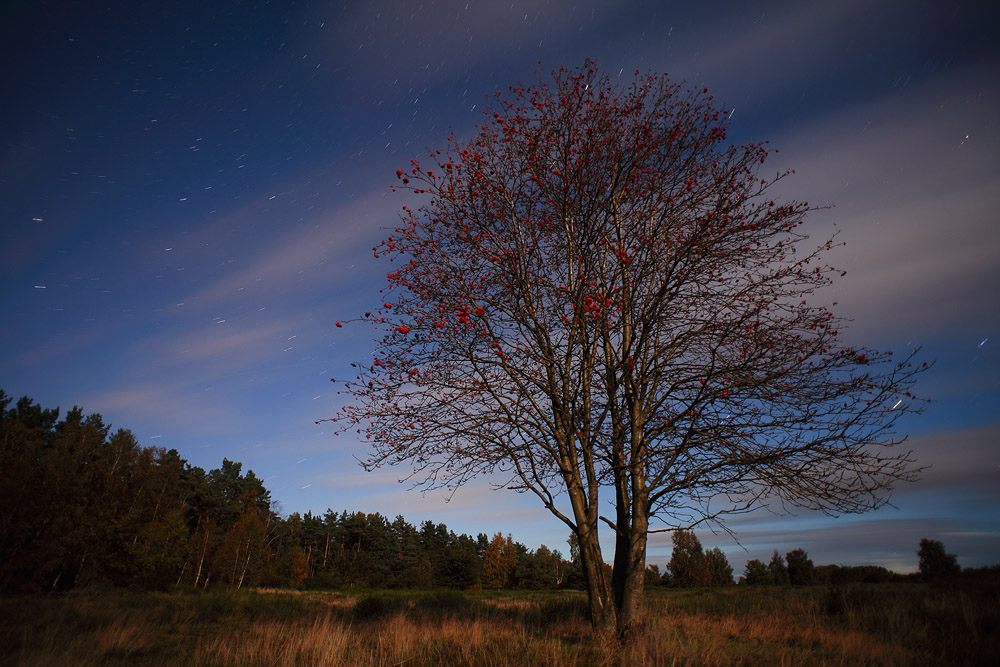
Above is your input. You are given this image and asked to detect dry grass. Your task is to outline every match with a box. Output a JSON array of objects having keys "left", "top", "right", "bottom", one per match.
[{"left": 1, "top": 581, "right": 996, "bottom": 665}]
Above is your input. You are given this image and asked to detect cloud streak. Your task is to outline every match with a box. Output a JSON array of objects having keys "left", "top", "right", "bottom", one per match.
[
  {"left": 765, "top": 60, "right": 1000, "bottom": 342},
  {"left": 181, "top": 189, "right": 396, "bottom": 312}
]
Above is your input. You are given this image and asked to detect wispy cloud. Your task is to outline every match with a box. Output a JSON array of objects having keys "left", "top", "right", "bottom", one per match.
[
  {"left": 322, "top": 0, "right": 620, "bottom": 91},
  {"left": 162, "top": 320, "right": 300, "bottom": 366},
  {"left": 764, "top": 60, "right": 1000, "bottom": 341},
  {"left": 642, "top": 422, "right": 1000, "bottom": 570},
  {"left": 181, "top": 192, "right": 394, "bottom": 312},
  {"left": 895, "top": 424, "right": 1000, "bottom": 504},
  {"left": 77, "top": 379, "right": 244, "bottom": 439},
  {"left": 661, "top": 0, "right": 888, "bottom": 84}
]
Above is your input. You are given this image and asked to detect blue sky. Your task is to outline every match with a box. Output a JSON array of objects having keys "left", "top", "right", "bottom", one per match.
[{"left": 2, "top": 0, "right": 997, "bottom": 573}]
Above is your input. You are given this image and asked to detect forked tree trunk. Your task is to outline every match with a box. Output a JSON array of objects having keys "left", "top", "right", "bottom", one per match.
[
  {"left": 612, "top": 513, "right": 649, "bottom": 640},
  {"left": 578, "top": 514, "right": 650, "bottom": 641}
]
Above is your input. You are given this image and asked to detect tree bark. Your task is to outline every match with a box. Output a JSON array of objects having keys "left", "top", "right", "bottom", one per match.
[
  {"left": 612, "top": 511, "right": 649, "bottom": 640},
  {"left": 577, "top": 527, "right": 616, "bottom": 636}
]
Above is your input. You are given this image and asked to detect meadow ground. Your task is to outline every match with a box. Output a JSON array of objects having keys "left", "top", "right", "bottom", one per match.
[{"left": 1, "top": 578, "right": 996, "bottom": 665}]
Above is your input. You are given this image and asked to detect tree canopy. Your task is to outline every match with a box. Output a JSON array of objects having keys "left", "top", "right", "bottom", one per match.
[
  {"left": 329, "top": 62, "right": 928, "bottom": 638},
  {"left": 918, "top": 538, "right": 960, "bottom": 579}
]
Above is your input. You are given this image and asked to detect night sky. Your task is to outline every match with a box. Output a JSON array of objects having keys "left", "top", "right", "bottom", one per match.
[{"left": 2, "top": 0, "right": 997, "bottom": 573}]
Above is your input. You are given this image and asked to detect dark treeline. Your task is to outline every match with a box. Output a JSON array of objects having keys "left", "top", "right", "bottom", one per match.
[
  {"left": 0, "top": 391, "right": 575, "bottom": 593},
  {"left": 1, "top": 392, "right": 981, "bottom": 594},
  {"left": 657, "top": 526, "right": 985, "bottom": 588}
]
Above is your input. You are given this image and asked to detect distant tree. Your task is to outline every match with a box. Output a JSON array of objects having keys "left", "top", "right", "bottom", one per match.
[
  {"left": 212, "top": 506, "right": 266, "bottom": 589},
  {"left": 740, "top": 558, "right": 772, "bottom": 585},
  {"left": 559, "top": 533, "right": 584, "bottom": 590},
  {"left": 918, "top": 538, "right": 960, "bottom": 578},
  {"left": 419, "top": 520, "right": 452, "bottom": 585},
  {"left": 206, "top": 459, "right": 272, "bottom": 529},
  {"left": 768, "top": 550, "right": 790, "bottom": 585},
  {"left": 548, "top": 546, "right": 571, "bottom": 588},
  {"left": 85, "top": 439, "right": 190, "bottom": 590},
  {"left": 517, "top": 544, "right": 566, "bottom": 589},
  {"left": 644, "top": 563, "right": 663, "bottom": 586},
  {"left": 344, "top": 512, "right": 395, "bottom": 587},
  {"left": 269, "top": 513, "right": 308, "bottom": 587},
  {"left": 706, "top": 547, "right": 734, "bottom": 586},
  {"left": 0, "top": 393, "right": 195, "bottom": 592},
  {"left": 385, "top": 514, "right": 423, "bottom": 588},
  {"left": 785, "top": 548, "right": 815, "bottom": 585},
  {"left": 181, "top": 458, "right": 276, "bottom": 590},
  {"left": 327, "top": 61, "right": 929, "bottom": 638},
  {"left": 483, "top": 533, "right": 518, "bottom": 589},
  {"left": 476, "top": 533, "right": 490, "bottom": 560},
  {"left": 0, "top": 396, "right": 79, "bottom": 591},
  {"left": 441, "top": 532, "right": 483, "bottom": 589},
  {"left": 668, "top": 530, "right": 710, "bottom": 587},
  {"left": 815, "top": 564, "right": 892, "bottom": 585}
]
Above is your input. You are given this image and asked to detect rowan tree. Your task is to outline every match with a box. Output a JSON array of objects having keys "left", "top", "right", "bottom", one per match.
[{"left": 326, "top": 62, "right": 927, "bottom": 639}]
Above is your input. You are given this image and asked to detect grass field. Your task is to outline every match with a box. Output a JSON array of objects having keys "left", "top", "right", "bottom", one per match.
[{"left": 1, "top": 579, "right": 997, "bottom": 665}]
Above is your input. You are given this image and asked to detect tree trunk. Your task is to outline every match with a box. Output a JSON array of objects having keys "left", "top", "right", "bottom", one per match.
[
  {"left": 237, "top": 538, "right": 252, "bottom": 589},
  {"left": 175, "top": 560, "right": 187, "bottom": 587},
  {"left": 575, "top": 488, "right": 650, "bottom": 642},
  {"left": 612, "top": 516, "right": 649, "bottom": 640},
  {"left": 193, "top": 524, "right": 209, "bottom": 588},
  {"left": 231, "top": 543, "right": 242, "bottom": 585},
  {"left": 575, "top": 524, "right": 617, "bottom": 636},
  {"left": 610, "top": 473, "right": 650, "bottom": 640}
]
